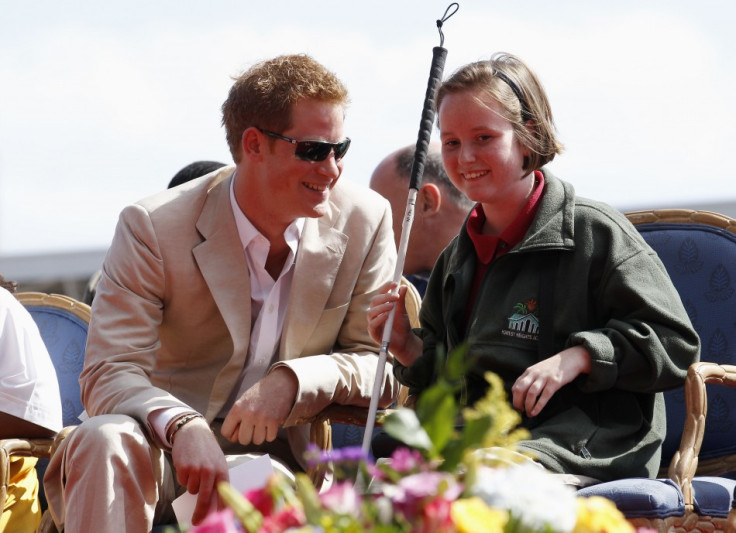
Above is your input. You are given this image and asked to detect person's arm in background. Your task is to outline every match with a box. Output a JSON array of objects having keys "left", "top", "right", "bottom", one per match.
[
  {"left": 0, "top": 413, "right": 56, "bottom": 439},
  {"left": 0, "top": 285, "right": 62, "bottom": 435}
]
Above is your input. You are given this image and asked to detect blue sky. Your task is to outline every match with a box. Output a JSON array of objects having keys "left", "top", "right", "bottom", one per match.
[{"left": 1, "top": 0, "right": 734, "bottom": 254}]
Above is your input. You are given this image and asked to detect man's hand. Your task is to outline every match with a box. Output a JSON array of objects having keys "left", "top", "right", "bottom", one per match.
[
  {"left": 221, "top": 367, "right": 298, "bottom": 445},
  {"left": 171, "top": 417, "right": 229, "bottom": 525},
  {"left": 511, "top": 345, "right": 591, "bottom": 417}
]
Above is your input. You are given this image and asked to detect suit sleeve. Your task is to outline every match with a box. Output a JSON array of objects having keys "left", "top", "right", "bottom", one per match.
[
  {"left": 80, "top": 204, "right": 191, "bottom": 424},
  {"left": 569, "top": 246, "right": 700, "bottom": 393}
]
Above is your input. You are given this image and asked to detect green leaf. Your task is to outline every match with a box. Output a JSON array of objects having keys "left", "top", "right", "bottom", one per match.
[
  {"left": 436, "top": 407, "right": 496, "bottom": 472},
  {"left": 443, "top": 343, "right": 469, "bottom": 383},
  {"left": 415, "top": 382, "right": 457, "bottom": 454},
  {"left": 382, "top": 408, "right": 433, "bottom": 451},
  {"left": 295, "top": 473, "right": 323, "bottom": 524},
  {"left": 438, "top": 438, "right": 465, "bottom": 472},
  {"left": 460, "top": 413, "right": 494, "bottom": 451}
]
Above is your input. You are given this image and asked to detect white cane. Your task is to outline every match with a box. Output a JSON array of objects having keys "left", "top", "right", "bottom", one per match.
[{"left": 361, "top": 3, "right": 459, "bottom": 456}]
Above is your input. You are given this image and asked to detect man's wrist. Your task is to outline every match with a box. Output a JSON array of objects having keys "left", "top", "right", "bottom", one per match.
[{"left": 166, "top": 412, "right": 205, "bottom": 446}]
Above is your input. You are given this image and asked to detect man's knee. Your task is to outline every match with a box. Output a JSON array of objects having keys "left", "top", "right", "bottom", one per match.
[{"left": 64, "top": 414, "right": 152, "bottom": 459}]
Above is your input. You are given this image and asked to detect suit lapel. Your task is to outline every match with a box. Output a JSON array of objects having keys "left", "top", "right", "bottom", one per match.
[
  {"left": 191, "top": 176, "right": 347, "bottom": 403},
  {"left": 192, "top": 174, "right": 252, "bottom": 414},
  {"left": 281, "top": 211, "right": 347, "bottom": 358}
]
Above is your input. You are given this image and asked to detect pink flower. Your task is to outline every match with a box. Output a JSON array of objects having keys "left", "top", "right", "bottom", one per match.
[
  {"left": 391, "top": 471, "right": 463, "bottom": 521},
  {"left": 260, "top": 506, "right": 306, "bottom": 533},
  {"left": 243, "top": 486, "right": 274, "bottom": 516},
  {"left": 319, "top": 481, "right": 363, "bottom": 515},
  {"left": 366, "top": 461, "right": 385, "bottom": 481},
  {"left": 390, "top": 447, "right": 424, "bottom": 473},
  {"left": 189, "top": 508, "right": 241, "bottom": 533},
  {"left": 418, "top": 497, "right": 454, "bottom": 533},
  {"left": 398, "top": 472, "right": 462, "bottom": 501}
]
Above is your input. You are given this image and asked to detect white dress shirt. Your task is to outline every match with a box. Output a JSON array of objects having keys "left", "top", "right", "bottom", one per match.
[{"left": 216, "top": 179, "right": 304, "bottom": 417}]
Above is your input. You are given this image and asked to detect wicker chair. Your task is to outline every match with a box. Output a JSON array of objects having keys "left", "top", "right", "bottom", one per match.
[
  {"left": 578, "top": 209, "right": 736, "bottom": 533},
  {"left": 0, "top": 292, "right": 90, "bottom": 529}
]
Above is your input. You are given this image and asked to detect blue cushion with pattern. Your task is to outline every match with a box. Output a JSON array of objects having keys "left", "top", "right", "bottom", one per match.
[{"left": 25, "top": 305, "right": 87, "bottom": 426}]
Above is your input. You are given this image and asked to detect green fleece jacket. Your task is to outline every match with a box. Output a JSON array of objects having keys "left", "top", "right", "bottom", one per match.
[{"left": 395, "top": 169, "right": 700, "bottom": 481}]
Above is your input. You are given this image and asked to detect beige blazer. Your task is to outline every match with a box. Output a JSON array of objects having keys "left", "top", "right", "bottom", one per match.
[{"left": 81, "top": 166, "right": 399, "bottom": 465}]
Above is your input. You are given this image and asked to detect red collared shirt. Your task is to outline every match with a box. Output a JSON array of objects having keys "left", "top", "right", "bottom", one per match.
[{"left": 464, "top": 171, "right": 545, "bottom": 322}]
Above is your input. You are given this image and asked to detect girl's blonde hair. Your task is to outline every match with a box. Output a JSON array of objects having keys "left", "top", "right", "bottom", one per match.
[{"left": 436, "top": 52, "right": 564, "bottom": 170}]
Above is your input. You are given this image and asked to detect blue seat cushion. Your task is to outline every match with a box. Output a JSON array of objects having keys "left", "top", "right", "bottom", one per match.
[
  {"left": 578, "top": 476, "right": 736, "bottom": 519},
  {"left": 578, "top": 478, "right": 684, "bottom": 518},
  {"left": 692, "top": 477, "right": 736, "bottom": 517}
]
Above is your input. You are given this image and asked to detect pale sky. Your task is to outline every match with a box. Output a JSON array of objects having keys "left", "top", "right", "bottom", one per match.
[{"left": 1, "top": 0, "right": 734, "bottom": 255}]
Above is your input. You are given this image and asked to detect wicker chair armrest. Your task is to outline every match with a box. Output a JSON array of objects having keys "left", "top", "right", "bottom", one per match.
[
  {"left": 0, "top": 437, "right": 55, "bottom": 517},
  {"left": 0, "top": 437, "right": 54, "bottom": 458},
  {"left": 668, "top": 362, "right": 736, "bottom": 511},
  {"left": 293, "top": 404, "right": 394, "bottom": 429},
  {"left": 50, "top": 426, "right": 77, "bottom": 456},
  {"left": 290, "top": 406, "right": 370, "bottom": 491},
  {"left": 317, "top": 404, "right": 379, "bottom": 427}
]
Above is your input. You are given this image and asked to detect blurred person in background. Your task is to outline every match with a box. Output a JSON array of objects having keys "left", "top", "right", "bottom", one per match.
[
  {"left": 0, "top": 274, "right": 62, "bottom": 532},
  {"left": 370, "top": 143, "right": 473, "bottom": 296}
]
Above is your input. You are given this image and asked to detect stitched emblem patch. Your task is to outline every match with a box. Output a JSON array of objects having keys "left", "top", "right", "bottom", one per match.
[{"left": 501, "top": 299, "right": 539, "bottom": 341}]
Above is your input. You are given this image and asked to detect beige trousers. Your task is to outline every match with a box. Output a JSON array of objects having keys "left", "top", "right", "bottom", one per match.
[{"left": 43, "top": 414, "right": 297, "bottom": 533}]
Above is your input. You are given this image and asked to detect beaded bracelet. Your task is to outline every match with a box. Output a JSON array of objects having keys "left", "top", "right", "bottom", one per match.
[{"left": 167, "top": 413, "right": 204, "bottom": 445}]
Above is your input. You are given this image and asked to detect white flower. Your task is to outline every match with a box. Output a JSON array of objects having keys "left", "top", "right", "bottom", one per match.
[{"left": 470, "top": 462, "right": 578, "bottom": 533}]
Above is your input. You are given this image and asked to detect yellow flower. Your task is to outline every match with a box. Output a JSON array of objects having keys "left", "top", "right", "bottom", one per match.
[
  {"left": 451, "top": 497, "right": 508, "bottom": 533},
  {"left": 462, "top": 372, "right": 530, "bottom": 449},
  {"left": 574, "top": 496, "right": 634, "bottom": 533}
]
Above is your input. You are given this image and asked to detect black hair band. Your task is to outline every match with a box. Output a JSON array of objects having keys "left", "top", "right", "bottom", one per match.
[{"left": 493, "top": 69, "right": 532, "bottom": 122}]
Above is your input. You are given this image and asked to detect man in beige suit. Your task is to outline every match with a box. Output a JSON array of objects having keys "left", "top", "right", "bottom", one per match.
[{"left": 45, "top": 54, "right": 399, "bottom": 531}]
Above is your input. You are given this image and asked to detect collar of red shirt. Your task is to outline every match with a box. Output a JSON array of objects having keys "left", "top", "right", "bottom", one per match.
[{"left": 466, "top": 170, "right": 545, "bottom": 264}]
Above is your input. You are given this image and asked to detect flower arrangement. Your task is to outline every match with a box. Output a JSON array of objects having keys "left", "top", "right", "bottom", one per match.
[{"left": 189, "top": 347, "right": 647, "bottom": 533}]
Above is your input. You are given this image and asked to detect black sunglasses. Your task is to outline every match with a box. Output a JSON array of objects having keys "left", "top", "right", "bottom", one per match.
[{"left": 257, "top": 128, "right": 351, "bottom": 162}]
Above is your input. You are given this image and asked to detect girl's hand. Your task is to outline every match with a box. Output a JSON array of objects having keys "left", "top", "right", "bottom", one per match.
[
  {"left": 367, "top": 281, "right": 422, "bottom": 366},
  {"left": 511, "top": 345, "right": 591, "bottom": 417}
]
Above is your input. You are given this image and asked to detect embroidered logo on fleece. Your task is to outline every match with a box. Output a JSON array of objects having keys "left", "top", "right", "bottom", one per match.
[{"left": 501, "top": 299, "right": 539, "bottom": 341}]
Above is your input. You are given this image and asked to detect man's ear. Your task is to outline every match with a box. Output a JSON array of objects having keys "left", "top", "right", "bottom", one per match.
[
  {"left": 419, "top": 183, "right": 442, "bottom": 215},
  {"left": 242, "top": 127, "right": 263, "bottom": 160}
]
